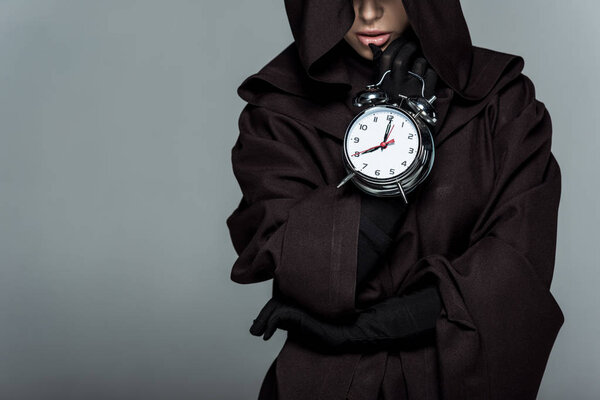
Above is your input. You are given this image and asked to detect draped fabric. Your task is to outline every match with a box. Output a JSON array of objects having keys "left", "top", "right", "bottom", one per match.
[{"left": 226, "top": 1, "right": 564, "bottom": 398}]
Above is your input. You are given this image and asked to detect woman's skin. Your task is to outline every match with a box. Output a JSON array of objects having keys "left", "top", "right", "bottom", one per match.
[{"left": 343, "top": 0, "right": 410, "bottom": 60}]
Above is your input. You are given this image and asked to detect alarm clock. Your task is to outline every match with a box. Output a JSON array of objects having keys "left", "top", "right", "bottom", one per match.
[{"left": 337, "top": 70, "right": 438, "bottom": 204}]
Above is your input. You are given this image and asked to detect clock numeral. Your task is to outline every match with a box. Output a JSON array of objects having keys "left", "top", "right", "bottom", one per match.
[
  {"left": 402, "top": 161, "right": 407, "bottom": 166},
  {"left": 375, "top": 169, "right": 380, "bottom": 176},
  {"left": 353, "top": 151, "right": 360, "bottom": 157},
  {"left": 353, "top": 137, "right": 359, "bottom": 143},
  {"left": 362, "top": 163, "right": 368, "bottom": 170},
  {"left": 401, "top": 121, "right": 405, "bottom": 128},
  {"left": 359, "top": 124, "right": 368, "bottom": 131},
  {"left": 408, "top": 147, "right": 414, "bottom": 154},
  {"left": 408, "top": 133, "right": 414, "bottom": 140},
  {"left": 373, "top": 116, "right": 378, "bottom": 123},
  {"left": 387, "top": 115, "right": 394, "bottom": 121},
  {"left": 389, "top": 168, "right": 395, "bottom": 175}
]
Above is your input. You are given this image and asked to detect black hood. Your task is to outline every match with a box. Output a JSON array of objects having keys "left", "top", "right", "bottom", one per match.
[
  {"left": 237, "top": 0, "right": 525, "bottom": 143},
  {"left": 283, "top": 0, "right": 475, "bottom": 97}
]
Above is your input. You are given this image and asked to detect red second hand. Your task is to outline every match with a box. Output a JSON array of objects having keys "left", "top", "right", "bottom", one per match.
[{"left": 380, "top": 138, "right": 395, "bottom": 149}]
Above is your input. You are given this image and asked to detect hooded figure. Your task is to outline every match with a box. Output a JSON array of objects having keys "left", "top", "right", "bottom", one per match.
[{"left": 226, "top": 0, "right": 564, "bottom": 398}]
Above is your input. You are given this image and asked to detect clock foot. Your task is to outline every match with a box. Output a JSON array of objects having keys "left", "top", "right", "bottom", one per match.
[
  {"left": 396, "top": 180, "right": 408, "bottom": 204},
  {"left": 337, "top": 172, "right": 356, "bottom": 189}
]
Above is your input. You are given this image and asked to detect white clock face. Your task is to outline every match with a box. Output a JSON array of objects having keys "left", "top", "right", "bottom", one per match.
[{"left": 345, "top": 106, "right": 420, "bottom": 179}]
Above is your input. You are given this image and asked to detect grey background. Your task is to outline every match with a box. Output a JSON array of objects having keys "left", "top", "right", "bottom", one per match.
[{"left": 0, "top": 0, "right": 597, "bottom": 399}]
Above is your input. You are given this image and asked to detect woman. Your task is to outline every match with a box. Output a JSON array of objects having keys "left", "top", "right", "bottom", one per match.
[{"left": 226, "top": 0, "right": 564, "bottom": 399}]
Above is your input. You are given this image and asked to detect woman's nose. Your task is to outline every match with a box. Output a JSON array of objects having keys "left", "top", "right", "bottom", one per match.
[{"left": 356, "top": 0, "right": 384, "bottom": 24}]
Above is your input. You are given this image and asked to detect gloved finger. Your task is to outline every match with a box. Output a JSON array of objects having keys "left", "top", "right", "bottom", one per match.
[
  {"left": 368, "top": 44, "right": 383, "bottom": 63},
  {"left": 249, "top": 297, "right": 281, "bottom": 336},
  {"left": 275, "top": 307, "right": 305, "bottom": 333},
  {"left": 390, "top": 41, "right": 419, "bottom": 84},
  {"left": 376, "top": 36, "right": 410, "bottom": 77},
  {"left": 411, "top": 57, "right": 427, "bottom": 78},
  {"left": 423, "top": 67, "right": 439, "bottom": 98},
  {"left": 263, "top": 312, "right": 283, "bottom": 340},
  {"left": 300, "top": 316, "right": 329, "bottom": 339}
]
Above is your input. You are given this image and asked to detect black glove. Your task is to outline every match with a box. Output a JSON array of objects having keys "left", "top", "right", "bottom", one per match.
[
  {"left": 356, "top": 193, "right": 407, "bottom": 291},
  {"left": 369, "top": 34, "right": 438, "bottom": 100},
  {"left": 249, "top": 281, "right": 442, "bottom": 353}
]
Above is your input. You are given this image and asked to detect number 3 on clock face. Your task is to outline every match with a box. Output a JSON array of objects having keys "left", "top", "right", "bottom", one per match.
[{"left": 344, "top": 106, "right": 420, "bottom": 180}]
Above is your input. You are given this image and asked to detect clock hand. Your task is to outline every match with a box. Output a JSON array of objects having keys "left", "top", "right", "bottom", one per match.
[
  {"left": 383, "top": 120, "right": 392, "bottom": 143},
  {"left": 352, "top": 139, "right": 395, "bottom": 156},
  {"left": 353, "top": 143, "right": 381, "bottom": 156},
  {"left": 379, "top": 138, "right": 395, "bottom": 149},
  {"left": 384, "top": 124, "right": 395, "bottom": 143}
]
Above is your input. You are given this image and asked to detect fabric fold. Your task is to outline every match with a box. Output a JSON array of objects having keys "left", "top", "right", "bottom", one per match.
[{"left": 227, "top": 103, "right": 362, "bottom": 320}]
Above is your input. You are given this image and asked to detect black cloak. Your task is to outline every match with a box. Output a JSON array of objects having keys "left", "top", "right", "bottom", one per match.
[{"left": 226, "top": 0, "right": 565, "bottom": 398}]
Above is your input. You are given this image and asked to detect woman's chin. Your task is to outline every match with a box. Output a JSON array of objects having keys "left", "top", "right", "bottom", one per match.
[
  {"left": 353, "top": 44, "right": 375, "bottom": 60},
  {"left": 359, "top": 50, "right": 374, "bottom": 60},
  {"left": 345, "top": 37, "right": 393, "bottom": 61}
]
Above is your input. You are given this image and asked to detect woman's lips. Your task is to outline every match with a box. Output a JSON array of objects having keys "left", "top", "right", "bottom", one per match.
[{"left": 356, "top": 32, "right": 391, "bottom": 47}]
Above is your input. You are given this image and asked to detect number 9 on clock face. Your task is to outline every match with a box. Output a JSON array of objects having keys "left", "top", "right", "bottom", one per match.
[{"left": 344, "top": 106, "right": 420, "bottom": 180}]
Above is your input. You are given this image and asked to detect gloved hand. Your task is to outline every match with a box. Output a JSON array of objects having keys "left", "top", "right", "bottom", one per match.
[
  {"left": 249, "top": 282, "right": 442, "bottom": 353},
  {"left": 369, "top": 35, "right": 438, "bottom": 100}
]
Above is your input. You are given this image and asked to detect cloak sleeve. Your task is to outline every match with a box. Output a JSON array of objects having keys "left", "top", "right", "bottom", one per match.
[
  {"left": 404, "top": 74, "right": 564, "bottom": 399},
  {"left": 227, "top": 104, "right": 361, "bottom": 320}
]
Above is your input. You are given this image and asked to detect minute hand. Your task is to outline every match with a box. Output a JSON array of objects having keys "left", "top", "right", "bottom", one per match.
[
  {"left": 383, "top": 124, "right": 395, "bottom": 144},
  {"left": 383, "top": 120, "right": 392, "bottom": 143}
]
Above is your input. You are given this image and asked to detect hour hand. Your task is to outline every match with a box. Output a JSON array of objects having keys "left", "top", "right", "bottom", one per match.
[
  {"left": 353, "top": 144, "right": 382, "bottom": 156},
  {"left": 353, "top": 139, "right": 395, "bottom": 157},
  {"left": 362, "top": 146, "right": 381, "bottom": 155}
]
